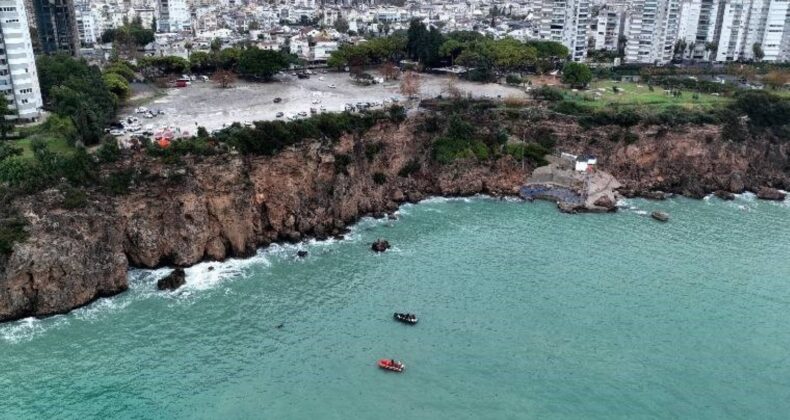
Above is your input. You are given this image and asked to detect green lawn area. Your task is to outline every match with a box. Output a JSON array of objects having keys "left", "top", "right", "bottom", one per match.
[
  {"left": 563, "top": 80, "right": 732, "bottom": 110},
  {"left": 11, "top": 138, "right": 73, "bottom": 159}
]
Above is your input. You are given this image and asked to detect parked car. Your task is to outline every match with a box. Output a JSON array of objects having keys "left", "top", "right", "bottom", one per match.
[
  {"left": 327, "top": 84, "right": 337, "bottom": 88},
  {"left": 273, "top": 97, "right": 283, "bottom": 103},
  {"left": 298, "top": 111, "right": 308, "bottom": 117},
  {"left": 276, "top": 112, "right": 284, "bottom": 118}
]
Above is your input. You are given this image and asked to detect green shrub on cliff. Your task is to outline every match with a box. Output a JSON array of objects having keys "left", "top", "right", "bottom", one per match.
[
  {"left": 431, "top": 116, "right": 491, "bottom": 164},
  {"left": 214, "top": 112, "right": 387, "bottom": 156},
  {"left": 398, "top": 159, "right": 420, "bottom": 177},
  {"left": 372, "top": 172, "right": 387, "bottom": 185},
  {"left": 0, "top": 216, "right": 27, "bottom": 255}
]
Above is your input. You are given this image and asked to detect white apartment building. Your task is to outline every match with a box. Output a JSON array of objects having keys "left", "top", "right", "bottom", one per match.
[
  {"left": 157, "top": 0, "right": 190, "bottom": 32},
  {"left": 677, "top": 0, "right": 702, "bottom": 44},
  {"left": 0, "top": 0, "right": 42, "bottom": 120},
  {"left": 313, "top": 40, "right": 338, "bottom": 61},
  {"left": 624, "top": 0, "right": 681, "bottom": 63},
  {"left": 590, "top": 6, "right": 623, "bottom": 50},
  {"left": 761, "top": 0, "right": 789, "bottom": 61},
  {"left": 538, "top": 0, "right": 591, "bottom": 60},
  {"left": 74, "top": 4, "right": 97, "bottom": 46}
]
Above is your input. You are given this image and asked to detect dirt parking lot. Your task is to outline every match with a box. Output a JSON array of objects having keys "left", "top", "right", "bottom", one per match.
[{"left": 122, "top": 72, "right": 527, "bottom": 134}]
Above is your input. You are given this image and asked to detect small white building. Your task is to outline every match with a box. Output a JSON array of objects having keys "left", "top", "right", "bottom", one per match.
[{"left": 574, "top": 155, "right": 598, "bottom": 172}]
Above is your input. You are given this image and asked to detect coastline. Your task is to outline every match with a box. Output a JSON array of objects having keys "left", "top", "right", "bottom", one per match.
[{"left": 2, "top": 110, "right": 789, "bottom": 323}]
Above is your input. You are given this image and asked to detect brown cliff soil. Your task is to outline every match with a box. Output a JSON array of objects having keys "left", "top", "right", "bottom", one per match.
[
  {"left": 0, "top": 118, "right": 527, "bottom": 322},
  {"left": 1, "top": 109, "right": 788, "bottom": 322}
]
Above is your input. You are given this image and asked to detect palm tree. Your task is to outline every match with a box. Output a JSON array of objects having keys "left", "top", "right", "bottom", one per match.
[{"left": 184, "top": 41, "right": 193, "bottom": 60}]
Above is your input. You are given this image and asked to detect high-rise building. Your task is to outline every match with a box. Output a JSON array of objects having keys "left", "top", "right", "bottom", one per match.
[
  {"left": 760, "top": 0, "right": 789, "bottom": 61},
  {"left": 157, "top": 0, "right": 189, "bottom": 32},
  {"left": 624, "top": 0, "right": 681, "bottom": 63},
  {"left": 31, "top": 0, "right": 79, "bottom": 55},
  {"left": 715, "top": 0, "right": 788, "bottom": 61},
  {"left": 538, "top": 0, "right": 591, "bottom": 61},
  {"left": 590, "top": 5, "right": 624, "bottom": 51},
  {"left": 0, "top": 0, "right": 43, "bottom": 120}
]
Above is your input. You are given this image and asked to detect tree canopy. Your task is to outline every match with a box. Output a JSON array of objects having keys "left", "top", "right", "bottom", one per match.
[
  {"left": 561, "top": 62, "right": 592, "bottom": 88},
  {"left": 36, "top": 54, "right": 118, "bottom": 145},
  {"left": 237, "top": 48, "right": 292, "bottom": 81}
]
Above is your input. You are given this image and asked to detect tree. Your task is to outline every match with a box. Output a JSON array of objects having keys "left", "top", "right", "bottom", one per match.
[
  {"left": 561, "top": 62, "right": 592, "bottom": 88},
  {"left": 37, "top": 54, "right": 118, "bottom": 145},
  {"left": 237, "top": 48, "right": 290, "bottom": 81},
  {"left": 103, "top": 72, "right": 131, "bottom": 101},
  {"left": 190, "top": 51, "right": 215, "bottom": 73},
  {"left": 334, "top": 17, "right": 349, "bottom": 33},
  {"left": 0, "top": 96, "right": 13, "bottom": 140},
  {"left": 210, "top": 37, "right": 222, "bottom": 53},
  {"left": 763, "top": 70, "right": 789, "bottom": 90},
  {"left": 400, "top": 71, "right": 421, "bottom": 98},
  {"left": 446, "top": 75, "right": 462, "bottom": 99},
  {"left": 752, "top": 42, "right": 764, "bottom": 61},
  {"left": 184, "top": 41, "right": 193, "bottom": 59},
  {"left": 380, "top": 62, "right": 400, "bottom": 80},
  {"left": 213, "top": 69, "right": 237, "bottom": 88}
]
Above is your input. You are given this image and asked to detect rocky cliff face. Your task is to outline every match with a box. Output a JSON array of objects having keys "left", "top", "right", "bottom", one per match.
[
  {"left": 0, "top": 119, "right": 527, "bottom": 322},
  {"left": 549, "top": 123, "right": 790, "bottom": 197},
  {"left": 1, "top": 114, "right": 788, "bottom": 322}
]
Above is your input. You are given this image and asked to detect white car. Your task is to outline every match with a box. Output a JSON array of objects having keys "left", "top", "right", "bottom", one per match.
[
  {"left": 312, "top": 99, "right": 321, "bottom": 104},
  {"left": 109, "top": 129, "right": 125, "bottom": 136},
  {"left": 327, "top": 84, "right": 337, "bottom": 89}
]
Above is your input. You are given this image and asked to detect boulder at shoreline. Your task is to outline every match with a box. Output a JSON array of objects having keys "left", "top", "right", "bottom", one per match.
[
  {"left": 757, "top": 187, "right": 786, "bottom": 201},
  {"left": 157, "top": 269, "right": 186, "bottom": 291},
  {"left": 714, "top": 190, "right": 735, "bottom": 200}
]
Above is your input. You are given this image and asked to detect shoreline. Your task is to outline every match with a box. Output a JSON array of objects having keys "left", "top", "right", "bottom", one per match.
[{"left": 5, "top": 190, "right": 787, "bottom": 327}]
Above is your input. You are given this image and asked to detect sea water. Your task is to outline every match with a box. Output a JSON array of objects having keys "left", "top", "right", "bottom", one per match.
[{"left": 1, "top": 194, "right": 789, "bottom": 419}]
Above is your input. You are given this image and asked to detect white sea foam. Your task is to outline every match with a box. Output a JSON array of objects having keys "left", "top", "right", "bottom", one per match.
[
  {"left": 72, "top": 296, "right": 132, "bottom": 321},
  {"left": 0, "top": 316, "right": 68, "bottom": 344}
]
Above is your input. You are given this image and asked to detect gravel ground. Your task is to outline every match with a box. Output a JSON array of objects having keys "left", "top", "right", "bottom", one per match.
[{"left": 120, "top": 72, "right": 527, "bottom": 134}]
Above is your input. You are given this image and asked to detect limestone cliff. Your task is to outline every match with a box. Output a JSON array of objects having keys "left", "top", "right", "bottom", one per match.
[
  {"left": 1, "top": 114, "right": 788, "bottom": 322},
  {"left": 0, "top": 119, "right": 526, "bottom": 322}
]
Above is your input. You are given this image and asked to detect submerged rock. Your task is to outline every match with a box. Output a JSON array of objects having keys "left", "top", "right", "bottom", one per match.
[
  {"left": 651, "top": 211, "right": 670, "bottom": 222},
  {"left": 714, "top": 190, "right": 735, "bottom": 201},
  {"left": 371, "top": 239, "right": 390, "bottom": 253},
  {"left": 157, "top": 268, "right": 186, "bottom": 291},
  {"left": 642, "top": 191, "right": 668, "bottom": 200},
  {"left": 757, "top": 187, "right": 786, "bottom": 201},
  {"left": 296, "top": 250, "right": 308, "bottom": 258}
]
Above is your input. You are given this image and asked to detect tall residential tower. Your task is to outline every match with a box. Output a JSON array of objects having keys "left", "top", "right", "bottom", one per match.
[{"left": 0, "top": 0, "right": 42, "bottom": 119}]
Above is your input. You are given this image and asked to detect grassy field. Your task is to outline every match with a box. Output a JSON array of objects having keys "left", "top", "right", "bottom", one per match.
[
  {"left": 11, "top": 137, "right": 74, "bottom": 159},
  {"left": 562, "top": 80, "right": 732, "bottom": 110}
]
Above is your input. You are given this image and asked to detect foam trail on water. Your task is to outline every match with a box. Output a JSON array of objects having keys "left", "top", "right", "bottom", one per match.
[{"left": 0, "top": 316, "right": 69, "bottom": 344}]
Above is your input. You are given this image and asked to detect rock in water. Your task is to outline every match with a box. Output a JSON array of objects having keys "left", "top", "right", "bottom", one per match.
[
  {"left": 651, "top": 211, "right": 670, "bottom": 222},
  {"left": 757, "top": 187, "right": 786, "bottom": 201},
  {"left": 593, "top": 195, "right": 617, "bottom": 212},
  {"left": 157, "top": 268, "right": 186, "bottom": 290},
  {"left": 296, "top": 250, "right": 308, "bottom": 258},
  {"left": 371, "top": 239, "right": 390, "bottom": 253},
  {"left": 642, "top": 191, "right": 667, "bottom": 200},
  {"left": 714, "top": 190, "right": 735, "bottom": 201}
]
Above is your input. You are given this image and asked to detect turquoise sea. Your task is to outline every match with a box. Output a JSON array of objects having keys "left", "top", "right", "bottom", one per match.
[{"left": 1, "top": 194, "right": 789, "bottom": 419}]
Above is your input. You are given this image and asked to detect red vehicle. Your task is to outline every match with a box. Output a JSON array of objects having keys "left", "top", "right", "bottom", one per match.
[
  {"left": 175, "top": 79, "right": 190, "bottom": 88},
  {"left": 378, "top": 359, "right": 404, "bottom": 373}
]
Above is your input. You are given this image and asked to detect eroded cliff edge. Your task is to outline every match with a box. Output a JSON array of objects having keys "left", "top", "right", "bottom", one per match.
[{"left": 1, "top": 113, "right": 788, "bottom": 322}]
